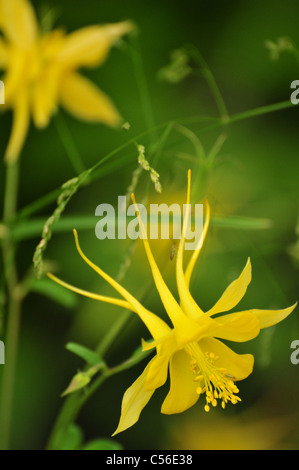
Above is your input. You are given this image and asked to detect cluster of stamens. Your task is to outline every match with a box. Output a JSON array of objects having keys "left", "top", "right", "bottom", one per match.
[{"left": 189, "top": 350, "right": 241, "bottom": 412}]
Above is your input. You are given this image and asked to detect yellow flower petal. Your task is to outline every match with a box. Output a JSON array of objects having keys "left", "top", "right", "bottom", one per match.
[
  {"left": 142, "top": 336, "right": 166, "bottom": 352},
  {"left": 5, "top": 89, "right": 30, "bottom": 163},
  {"left": 210, "top": 311, "right": 260, "bottom": 343},
  {"left": 72, "top": 230, "right": 170, "bottom": 340},
  {"left": 31, "top": 81, "right": 52, "bottom": 128},
  {"left": 237, "top": 303, "right": 297, "bottom": 329},
  {"left": 60, "top": 72, "right": 122, "bottom": 126},
  {"left": 176, "top": 170, "right": 205, "bottom": 320},
  {"left": 143, "top": 354, "right": 170, "bottom": 392},
  {"left": 161, "top": 350, "right": 199, "bottom": 414},
  {"left": 47, "top": 273, "right": 133, "bottom": 311},
  {"left": 112, "top": 358, "right": 156, "bottom": 436},
  {"left": 0, "top": 37, "right": 8, "bottom": 68},
  {"left": 206, "top": 258, "right": 252, "bottom": 316},
  {"left": 144, "top": 334, "right": 177, "bottom": 391},
  {"left": 131, "top": 193, "right": 197, "bottom": 338},
  {"left": 199, "top": 337, "right": 254, "bottom": 380},
  {"left": 184, "top": 199, "right": 210, "bottom": 289},
  {"left": 0, "top": 0, "right": 38, "bottom": 49},
  {"left": 2, "top": 48, "right": 27, "bottom": 104},
  {"left": 32, "top": 66, "right": 61, "bottom": 128},
  {"left": 56, "top": 22, "right": 134, "bottom": 70}
]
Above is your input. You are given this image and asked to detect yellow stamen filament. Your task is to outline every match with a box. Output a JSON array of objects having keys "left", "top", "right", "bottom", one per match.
[{"left": 187, "top": 343, "right": 241, "bottom": 412}]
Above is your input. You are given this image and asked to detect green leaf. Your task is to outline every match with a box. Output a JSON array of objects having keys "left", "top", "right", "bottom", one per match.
[
  {"left": 81, "top": 439, "right": 124, "bottom": 451},
  {"left": 11, "top": 215, "right": 96, "bottom": 241},
  {"left": 211, "top": 215, "right": 273, "bottom": 231},
  {"left": 61, "top": 372, "right": 91, "bottom": 397},
  {"left": 66, "top": 342, "right": 105, "bottom": 367},
  {"left": 61, "top": 344, "right": 106, "bottom": 397},
  {"left": 11, "top": 212, "right": 273, "bottom": 243}
]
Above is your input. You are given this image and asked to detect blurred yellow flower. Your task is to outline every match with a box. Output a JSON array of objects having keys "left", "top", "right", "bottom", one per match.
[
  {"left": 167, "top": 406, "right": 296, "bottom": 450},
  {"left": 48, "top": 170, "right": 296, "bottom": 435},
  {"left": 0, "top": 0, "right": 133, "bottom": 163}
]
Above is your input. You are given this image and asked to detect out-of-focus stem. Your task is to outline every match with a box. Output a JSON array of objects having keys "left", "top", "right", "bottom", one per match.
[{"left": 0, "top": 161, "right": 21, "bottom": 450}]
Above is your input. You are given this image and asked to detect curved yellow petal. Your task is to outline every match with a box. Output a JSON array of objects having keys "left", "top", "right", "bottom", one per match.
[
  {"left": 47, "top": 272, "right": 133, "bottom": 311},
  {"left": 0, "top": 0, "right": 39, "bottom": 49},
  {"left": 112, "top": 358, "right": 156, "bottom": 436},
  {"left": 144, "top": 354, "right": 169, "bottom": 392},
  {"left": 142, "top": 337, "right": 161, "bottom": 352},
  {"left": 184, "top": 199, "right": 210, "bottom": 289},
  {"left": 32, "top": 66, "right": 60, "bottom": 128},
  {"left": 236, "top": 303, "right": 297, "bottom": 330},
  {"left": 199, "top": 337, "right": 254, "bottom": 381},
  {"left": 141, "top": 331, "right": 175, "bottom": 352},
  {"left": 161, "top": 349, "right": 199, "bottom": 414},
  {"left": 4, "top": 89, "right": 30, "bottom": 163},
  {"left": 60, "top": 72, "right": 121, "bottom": 126},
  {"left": 176, "top": 170, "right": 205, "bottom": 320},
  {"left": 131, "top": 194, "right": 195, "bottom": 337},
  {"left": 3, "top": 48, "right": 27, "bottom": 104},
  {"left": 56, "top": 22, "right": 134, "bottom": 70},
  {"left": 206, "top": 258, "right": 252, "bottom": 316},
  {"left": 72, "top": 230, "right": 170, "bottom": 340},
  {"left": 144, "top": 334, "right": 177, "bottom": 391},
  {"left": 209, "top": 311, "right": 260, "bottom": 343},
  {"left": 31, "top": 81, "right": 52, "bottom": 128}
]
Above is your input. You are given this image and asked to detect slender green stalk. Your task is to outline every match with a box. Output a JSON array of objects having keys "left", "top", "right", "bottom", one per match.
[
  {"left": 0, "top": 283, "right": 21, "bottom": 450},
  {"left": 129, "top": 36, "right": 157, "bottom": 142},
  {"left": 3, "top": 162, "right": 19, "bottom": 223},
  {"left": 46, "top": 348, "right": 151, "bottom": 450},
  {"left": 45, "top": 379, "right": 104, "bottom": 451},
  {"left": 185, "top": 44, "right": 229, "bottom": 123},
  {"left": 174, "top": 122, "right": 206, "bottom": 162},
  {"left": 54, "top": 113, "right": 86, "bottom": 175},
  {"left": 0, "top": 161, "right": 21, "bottom": 450},
  {"left": 96, "top": 311, "right": 132, "bottom": 358}
]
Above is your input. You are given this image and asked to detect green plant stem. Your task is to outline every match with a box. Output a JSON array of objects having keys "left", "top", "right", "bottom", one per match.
[
  {"left": 46, "top": 375, "right": 106, "bottom": 450},
  {"left": 95, "top": 311, "right": 132, "bottom": 358},
  {"left": 46, "top": 348, "right": 150, "bottom": 450},
  {"left": 0, "top": 283, "right": 21, "bottom": 450},
  {"left": 3, "top": 162, "right": 19, "bottom": 222},
  {"left": 0, "top": 161, "right": 21, "bottom": 450},
  {"left": 185, "top": 44, "right": 229, "bottom": 123},
  {"left": 54, "top": 113, "right": 86, "bottom": 175},
  {"left": 129, "top": 36, "right": 157, "bottom": 143}
]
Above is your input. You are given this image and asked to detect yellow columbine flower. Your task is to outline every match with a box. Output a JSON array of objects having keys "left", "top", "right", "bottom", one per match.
[
  {"left": 0, "top": 0, "right": 133, "bottom": 163},
  {"left": 48, "top": 170, "right": 296, "bottom": 435}
]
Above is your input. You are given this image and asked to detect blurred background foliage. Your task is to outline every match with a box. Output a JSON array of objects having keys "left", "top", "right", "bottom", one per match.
[{"left": 1, "top": 0, "right": 299, "bottom": 450}]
